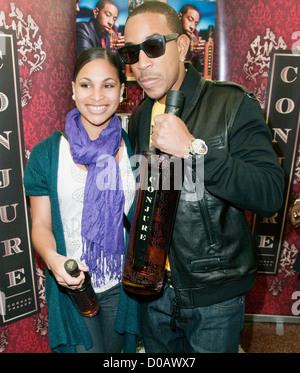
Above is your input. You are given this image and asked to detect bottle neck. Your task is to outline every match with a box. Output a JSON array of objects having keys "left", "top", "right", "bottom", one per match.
[{"left": 68, "top": 272, "right": 91, "bottom": 293}]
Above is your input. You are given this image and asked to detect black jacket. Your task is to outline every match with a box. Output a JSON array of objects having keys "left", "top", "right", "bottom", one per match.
[
  {"left": 76, "top": 18, "right": 110, "bottom": 57},
  {"left": 128, "top": 64, "right": 284, "bottom": 307}
]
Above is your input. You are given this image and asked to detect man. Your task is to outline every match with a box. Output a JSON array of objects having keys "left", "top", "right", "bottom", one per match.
[
  {"left": 118, "top": 1, "right": 284, "bottom": 353},
  {"left": 178, "top": 4, "right": 200, "bottom": 38},
  {"left": 76, "top": 0, "right": 118, "bottom": 56},
  {"left": 178, "top": 4, "right": 205, "bottom": 73}
]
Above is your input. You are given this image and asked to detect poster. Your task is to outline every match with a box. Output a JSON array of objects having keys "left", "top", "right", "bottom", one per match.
[
  {"left": 214, "top": 0, "right": 300, "bottom": 318},
  {"left": 0, "top": 0, "right": 76, "bottom": 352},
  {"left": 252, "top": 51, "right": 300, "bottom": 276},
  {"left": 0, "top": 29, "right": 39, "bottom": 326},
  {"left": 75, "top": 0, "right": 216, "bottom": 123},
  {"left": 76, "top": 0, "right": 216, "bottom": 49}
]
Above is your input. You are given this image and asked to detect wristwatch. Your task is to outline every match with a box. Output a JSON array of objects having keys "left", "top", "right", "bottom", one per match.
[{"left": 188, "top": 138, "right": 208, "bottom": 159}]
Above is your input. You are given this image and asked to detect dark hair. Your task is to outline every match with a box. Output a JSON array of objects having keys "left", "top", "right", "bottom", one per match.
[
  {"left": 95, "top": 0, "right": 118, "bottom": 11},
  {"left": 73, "top": 47, "right": 125, "bottom": 84},
  {"left": 179, "top": 4, "right": 200, "bottom": 17},
  {"left": 127, "top": 1, "right": 183, "bottom": 35}
]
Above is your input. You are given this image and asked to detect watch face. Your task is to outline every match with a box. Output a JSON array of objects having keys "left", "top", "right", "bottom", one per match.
[{"left": 191, "top": 139, "right": 208, "bottom": 155}]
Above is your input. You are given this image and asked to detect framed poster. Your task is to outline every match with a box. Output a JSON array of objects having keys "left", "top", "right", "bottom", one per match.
[
  {"left": 214, "top": 0, "right": 300, "bottom": 318},
  {"left": 0, "top": 29, "right": 40, "bottom": 325}
]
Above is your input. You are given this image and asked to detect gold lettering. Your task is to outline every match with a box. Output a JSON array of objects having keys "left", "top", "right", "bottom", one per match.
[
  {"left": 257, "top": 235, "right": 274, "bottom": 248},
  {"left": 280, "top": 66, "right": 298, "bottom": 83},
  {"left": 0, "top": 203, "right": 18, "bottom": 223},
  {"left": 277, "top": 156, "right": 284, "bottom": 165},
  {"left": 145, "top": 196, "right": 153, "bottom": 203},
  {"left": 272, "top": 128, "right": 292, "bottom": 143},
  {"left": 0, "top": 168, "right": 12, "bottom": 188},
  {"left": 1, "top": 237, "right": 23, "bottom": 257},
  {"left": 261, "top": 213, "right": 278, "bottom": 224},
  {"left": 6, "top": 268, "right": 26, "bottom": 288},
  {"left": 275, "top": 98, "right": 295, "bottom": 114},
  {"left": 139, "top": 234, "right": 146, "bottom": 241},
  {"left": 0, "top": 131, "right": 12, "bottom": 150}
]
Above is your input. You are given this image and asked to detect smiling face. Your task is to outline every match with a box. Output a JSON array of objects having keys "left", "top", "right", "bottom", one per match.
[
  {"left": 124, "top": 12, "right": 189, "bottom": 104},
  {"left": 72, "top": 57, "right": 124, "bottom": 138}
]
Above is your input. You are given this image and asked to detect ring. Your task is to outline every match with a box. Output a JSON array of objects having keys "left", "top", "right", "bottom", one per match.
[{"left": 293, "top": 212, "right": 298, "bottom": 218}]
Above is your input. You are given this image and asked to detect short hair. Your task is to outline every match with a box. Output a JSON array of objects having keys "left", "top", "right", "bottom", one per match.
[
  {"left": 73, "top": 47, "right": 125, "bottom": 84},
  {"left": 178, "top": 4, "right": 200, "bottom": 17},
  {"left": 95, "top": 0, "right": 118, "bottom": 11},
  {"left": 127, "top": 1, "right": 183, "bottom": 35}
]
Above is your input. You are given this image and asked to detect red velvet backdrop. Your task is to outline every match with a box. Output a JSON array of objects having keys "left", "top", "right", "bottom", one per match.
[
  {"left": 0, "top": 0, "right": 76, "bottom": 353},
  {"left": 214, "top": 0, "right": 300, "bottom": 317}
]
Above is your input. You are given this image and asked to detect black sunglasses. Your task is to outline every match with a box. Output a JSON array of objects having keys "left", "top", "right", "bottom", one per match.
[{"left": 117, "top": 33, "right": 179, "bottom": 65}]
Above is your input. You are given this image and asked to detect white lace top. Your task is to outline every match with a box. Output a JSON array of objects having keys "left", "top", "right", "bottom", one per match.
[{"left": 57, "top": 136, "right": 135, "bottom": 292}]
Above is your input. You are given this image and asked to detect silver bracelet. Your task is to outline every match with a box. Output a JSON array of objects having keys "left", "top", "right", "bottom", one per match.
[{"left": 294, "top": 198, "right": 300, "bottom": 205}]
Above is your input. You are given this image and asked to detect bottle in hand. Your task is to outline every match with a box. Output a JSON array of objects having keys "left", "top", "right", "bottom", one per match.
[
  {"left": 64, "top": 259, "right": 100, "bottom": 318},
  {"left": 122, "top": 90, "right": 185, "bottom": 296}
]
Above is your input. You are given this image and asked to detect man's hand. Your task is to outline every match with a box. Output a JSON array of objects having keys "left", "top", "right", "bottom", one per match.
[{"left": 151, "top": 113, "right": 194, "bottom": 157}]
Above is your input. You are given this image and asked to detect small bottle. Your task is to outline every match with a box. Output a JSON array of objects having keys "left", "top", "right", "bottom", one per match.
[
  {"left": 204, "top": 25, "right": 214, "bottom": 80},
  {"left": 64, "top": 259, "right": 100, "bottom": 318},
  {"left": 122, "top": 91, "right": 185, "bottom": 296}
]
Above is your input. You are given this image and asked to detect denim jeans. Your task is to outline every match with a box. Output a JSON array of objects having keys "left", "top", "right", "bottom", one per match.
[
  {"left": 76, "top": 283, "right": 125, "bottom": 353},
  {"left": 140, "top": 284, "right": 245, "bottom": 353}
]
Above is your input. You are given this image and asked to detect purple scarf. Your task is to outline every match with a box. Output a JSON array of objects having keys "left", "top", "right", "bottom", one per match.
[{"left": 65, "top": 108, "right": 125, "bottom": 286}]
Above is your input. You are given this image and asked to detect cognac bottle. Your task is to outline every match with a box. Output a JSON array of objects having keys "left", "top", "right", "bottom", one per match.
[
  {"left": 122, "top": 90, "right": 185, "bottom": 295},
  {"left": 64, "top": 259, "right": 100, "bottom": 317}
]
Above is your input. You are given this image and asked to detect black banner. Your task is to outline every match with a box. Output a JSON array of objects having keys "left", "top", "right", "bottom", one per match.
[
  {"left": 252, "top": 51, "right": 300, "bottom": 274},
  {"left": 0, "top": 29, "right": 39, "bottom": 324}
]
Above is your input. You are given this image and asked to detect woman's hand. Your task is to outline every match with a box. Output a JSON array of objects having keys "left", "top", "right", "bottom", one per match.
[
  {"left": 29, "top": 195, "right": 89, "bottom": 289},
  {"left": 48, "top": 254, "right": 88, "bottom": 290}
]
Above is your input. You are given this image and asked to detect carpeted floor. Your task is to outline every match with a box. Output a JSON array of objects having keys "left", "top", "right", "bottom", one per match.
[{"left": 239, "top": 322, "right": 300, "bottom": 353}]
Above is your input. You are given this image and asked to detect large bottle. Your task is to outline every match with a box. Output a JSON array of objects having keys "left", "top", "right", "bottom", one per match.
[
  {"left": 122, "top": 90, "right": 185, "bottom": 296},
  {"left": 64, "top": 259, "right": 100, "bottom": 317}
]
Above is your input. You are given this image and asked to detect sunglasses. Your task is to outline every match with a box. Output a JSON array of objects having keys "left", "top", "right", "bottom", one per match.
[{"left": 117, "top": 33, "right": 179, "bottom": 65}]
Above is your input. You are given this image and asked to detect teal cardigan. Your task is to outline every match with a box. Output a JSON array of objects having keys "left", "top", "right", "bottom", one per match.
[{"left": 24, "top": 130, "right": 140, "bottom": 353}]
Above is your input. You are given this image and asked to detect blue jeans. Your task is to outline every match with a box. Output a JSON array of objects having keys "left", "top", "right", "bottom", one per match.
[
  {"left": 141, "top": 284, "right": 245, "bottom": 353},
  {"left": 76, "top": 284, "right": 125, "bottom": 353}
]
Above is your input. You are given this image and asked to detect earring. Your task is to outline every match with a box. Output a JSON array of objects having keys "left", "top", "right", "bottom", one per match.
[
  {"left": 180, "top": 57, "right": 185, "bottom": 62},
  {"left": 120, "top": 97, "right": 124, "bottom": 103},
  {"left": 72, "top": 94, "right": 75, "bottom": 101}
]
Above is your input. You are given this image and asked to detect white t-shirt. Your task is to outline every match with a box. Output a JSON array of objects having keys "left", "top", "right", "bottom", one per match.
[{"left": 57, "top": 136, "right": 135, "bottom": 292}]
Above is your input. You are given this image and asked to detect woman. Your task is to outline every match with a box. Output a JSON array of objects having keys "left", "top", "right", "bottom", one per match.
[{"left": 23, "top": 48, "right": 139, "bottom": 353}]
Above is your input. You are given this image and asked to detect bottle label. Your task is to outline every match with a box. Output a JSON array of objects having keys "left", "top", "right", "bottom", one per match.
[{"left": 133, "top": 163, "right": 160, "bottom": 266}]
